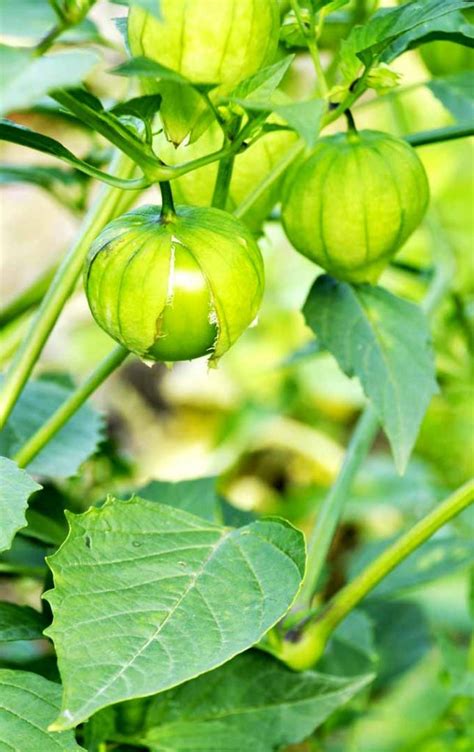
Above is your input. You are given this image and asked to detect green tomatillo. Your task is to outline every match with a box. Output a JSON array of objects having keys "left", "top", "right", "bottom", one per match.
[
  {"left": 155, "top": 119, "right": 298, "bottom": 234},
  {"left": 128, "top": 0, "right": 280, "bottom": 143},
  {"left": 84, "top": 205, "right": 264, "bottom": 363},
  {"left": 281, "top": 130, "right": 430, "bottom": 284}
]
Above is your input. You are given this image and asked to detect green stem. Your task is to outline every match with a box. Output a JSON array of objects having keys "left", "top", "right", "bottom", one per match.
[
  {"left": 308, "top": 480, "right": 474, "bottom": 647},
  {"left": 0, "top": 151, "right": 137, "bottom": 430},
  {"left": 212, "top": 154, "right": 235, "bottom": 209},
  {"left": 406, "top": 123, "right": 474, "bottom": 148},
  {"left": 0, "top": 265, "right": 58, "bottom": 329},
  {"left": 35, "top": 24, "right": 64, "bottom": 56},
  {"left": 295, "top": 405, "right": 380, "bottom": 609},
  {"left": 290, "top": 0, "right": 328, "bottom": 98},
  {"left": 14, "top": 346, "right": 129, "bottom": 469},
  {"left": 159, "top": 181, "right": 176, "bottom": 222}
]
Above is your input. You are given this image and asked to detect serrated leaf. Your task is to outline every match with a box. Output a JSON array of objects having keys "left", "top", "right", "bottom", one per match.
[
  {"left": 427, "top": 72, "right": 474, "bottom": 122},
  {"left": 136, "top": 652, "right": 372, "bottom": 752},
  {"left": 339, "top": 0, "right": 474, "bottom": 81},
  {"left": 0, "top": 601, "right": 46, "bottom": 641},
  {"left": 0, "top": 457, "right": 41, "bottom": 553},
  {"left": 139, "top": 477, "right": 221, "bottom": 522},
  {"left": 0, "top": 670, "right": 84, "bottom": 750},
  {"left": 303, "top": 276, "right": 438, "bottom": 472},
  {"left": 0, "top": 378, "right": 104, "bottom": 478},
  {"left": 44, "top": 497, "right": 305, "bottom": 729},
  {"left": 0, "top": 45, "right": 99, "bottom": 116}
]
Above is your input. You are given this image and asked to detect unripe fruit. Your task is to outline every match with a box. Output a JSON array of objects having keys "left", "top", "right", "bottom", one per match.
[
  {"left": 155, "top": 120, "right": 298, "bottom": 234},
  {"left": 128, "top": 0, "right": 280, "bottom": 90},
  {"left": 282, "top": 130, "right": 430, "bottom": 284},
  {"left": 84, "top": 206, "right": 264, "bottom": 362}
]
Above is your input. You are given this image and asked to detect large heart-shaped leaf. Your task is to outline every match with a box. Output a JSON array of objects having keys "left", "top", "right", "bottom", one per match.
[
  {"left": 0, "top": 670, "right": 84, "bottom": 750},
  {"left": 303, "top": 276, "right": 438, "bottom": 472},
  {"left": 137, "top": 652, "right": 373, "bottom": 751},
  {"left": 0, "top": 456, "right": 41, "bottom": 552},
  {"left": 45, "top": 497, "right": 305, "bottom": 729}
]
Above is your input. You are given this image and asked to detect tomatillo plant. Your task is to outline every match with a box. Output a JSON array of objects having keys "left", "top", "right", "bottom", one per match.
[{"left": 1, "top": 1, "right": 474, "bottom": 750}]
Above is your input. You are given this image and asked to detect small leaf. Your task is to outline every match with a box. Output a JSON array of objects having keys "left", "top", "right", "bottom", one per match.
[
  {"left": 139, "top": 476, "right": 221, "bottom": 522},
  {"left": 111, "top": 56, "right": 216, "bottom": 93},
  {"left": 0, "top": 457, "right": 41, "bottom": 553},
  {"left": 235, "top": 96, "right": 326, "bottom": 147},
  {"left": 0, "top": 601, "right": 46, "bottom": 641},
  {"left": 0, "top": 670, "right": 84, "bottom": 750},
  {"left": 111, "top": 93, "right": 162, "bottom": 124},
  {"left": 44, "top": 497, "right": 305, "bottom": 729},
  {"left": 230, "top": 56, "right": 295, "bottom": 102},
  {"left": 0, "top": 45, "right": 99, "bottom": 116},
  {"left": 303, "top": 276, "right": 438, "bottom": 472},
  {"left": 137, "top": 652, "right": 373, "bottom": 752},
  {"left": 427, "top": 71, "right": 474, "bottom": 123},
  {"left": 0, "top": 377, "right": 105, "bottom": 479}
]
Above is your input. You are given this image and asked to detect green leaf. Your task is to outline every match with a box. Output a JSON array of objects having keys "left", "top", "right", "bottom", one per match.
[
  {"left": 229, "top": 56, "right": 295, "bottom": 102},
  {"left": 235, "top": 96, "right": 326, "bottom": 147},
  {"left": 351, "top": 536, "right": 474, "bottom": 598},
  {"left": 0, "top": 601, "right": 46, "bottom": 641},
  {"left": 427, "top": 71, "right": 474, "bottom": 122},
  {"left": 111, "top": 56, "right": 216, "bottom": 92},
  {"left": 44, "top": 497, "right": 305, "bottom": 729},
  {"left": 0, "top": 45, "right": 99, "bottom": 116},
  {"left": 136, "top": 652, "right": 372, "bottom": 751},
  {"left": 383, "top": 10, "right": 474, "bottom": 63},
  {"left": 0, "top": 457, "right": 41, "bottom": 553},
  {"left": 303, "top": 276, "right": 438, "bottom": 472},
  {"left": 0, "top": 163, "right": 87, "bottom": 211},
  {"left": 339, "top": 0, "right": 474, "bottom": 81},
  {"left": 0, "top": 670, "right": 84, "bottom": 750},
  {"left": 0, "top": 377, "right": 105, "bottom": 479},
  {"left": 333, "top": 610, "right": 377, "bottom": 661},
  {"left": 111, "top": 93, "right": 162, "bottom": 125},
  {"left": 139, "top": 477, "right": 221, "bottom": 523}
]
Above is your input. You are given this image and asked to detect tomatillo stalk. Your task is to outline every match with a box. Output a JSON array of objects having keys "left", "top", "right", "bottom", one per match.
[
  {"left": 14, "top": 346, "right": 129, "bottom": 469},
  {"left": 0, "top": 151, "right": 137, "bottom": 429},
  {"left": 298, "top": 480, "right": 474, "bottom": 666}
]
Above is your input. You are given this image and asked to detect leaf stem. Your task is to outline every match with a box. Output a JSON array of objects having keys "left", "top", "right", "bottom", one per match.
[
  {"left": 13, "top": 346, "right": 129, "bottom": 469},
  {"left": 0, "top": 151, "right": 137, "bottom": 430},
  {"left": 295, "top": 405, "right": 380, "bottom": 609},
  {"left": 290, "top": 0, "right": 328, "bottom": 98},
  {"left": 303, "top": 480, "right": 474, "bottom": 652},
  {"left": 406, "top": 123, "right": 474, "bottom": 148}
]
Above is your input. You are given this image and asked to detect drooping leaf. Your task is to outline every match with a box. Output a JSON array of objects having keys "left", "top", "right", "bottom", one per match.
[
  {"left": 303, "top": 276, "right": 438, "bottom": 472},
  {"left": 0, "top": 457, "right": 41, "bottom": 553},
  {"left": 0, "top": 45, "right": 99, "bottom": 116},
  {"left": 339, "top": 0, "right": 474, "bottom": 81},
  {"left": 0, "top": 670, "right": 84, "bottom": 750},
  {"left": 427, "top": 71, "right": 474, "bottom": 122},
  {"left": 0, "top": 601, "right": 46, "bottom": 641},
  {"left": 0, "top": 377, "right": 105, "bottom": 479},
  {"left": 44, "top": 497, "right": 305, "bottom": 729},
  {"left": 139, "top": 476, "right": 221, "bottom": 523},
  {"left": 135, "top": 652, "right": 373, "bottom": 752},
  {"left": 351, "top": 536, "right": 474, "bottom": 598}
]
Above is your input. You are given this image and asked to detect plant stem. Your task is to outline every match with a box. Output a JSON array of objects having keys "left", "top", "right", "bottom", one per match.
[
  {"left": 290, "top": 0, "right": 328, "bottom": 98},
  {"left": 159, "top": 181, "right": 176, "bottom": 221},
  {"left": 295, "top": 405, "right": 380, "bottom": 608},
  {"left": 406, "top": 123, "right": 474, "bottom": 148},
  {"left": 0, "top": 151, "right": 137, "bottom": 430},
  {"left": 307, "top": 480, "right": 474, "bottom": 645},
  {"left": 212, "top": 154, "right": 235, "bottom": 209},
  {"left": 14, "top": 346, "right": 129, "bottom": 469}
]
